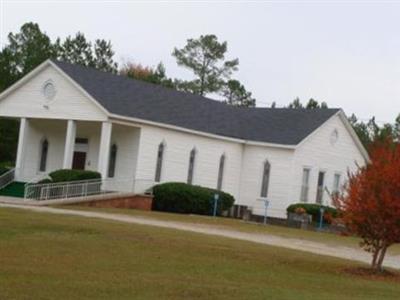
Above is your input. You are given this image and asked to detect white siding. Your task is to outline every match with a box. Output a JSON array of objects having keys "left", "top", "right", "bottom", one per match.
[
  {"left": 135, "top": 124, "right": 243, "bottom": 200},
  {"left": 109, "top": 124, "right": 141, "bottom": 182},
  {"left": 290, "top": 114, "right": 366, "bottom": 206},
  {"left": 0, "top": 65, "right": 107, "bottom": 121},
  {"left": 96, "top": 117, "right": 366, "bottom": 219},
  {"left": 135, "top": 124, "right": 304, "bottom": 218},
  {"left": 239, "top": 145, "right": 295, "bottom": 218},
  {"left": 18, "top": 119, "right": 67, "bottom": 181},
  {"left": 13, "top": 112, "right": 365, "bottom": 220}
]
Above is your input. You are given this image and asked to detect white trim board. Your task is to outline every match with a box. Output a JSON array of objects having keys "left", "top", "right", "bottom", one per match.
[{"left": 109, "top": 114, "right": 297, "bottom": 150}]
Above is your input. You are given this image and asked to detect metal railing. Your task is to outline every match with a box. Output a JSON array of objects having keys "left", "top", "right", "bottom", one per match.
[
  {"left": 25, "top": 173, "right": 50, "bottom": 186},
  {"left": 0, "top": 168, "right": 15, "bottom": 190},
  {"left": 24, "top": 178, "right": 155, "bottom": 201}
]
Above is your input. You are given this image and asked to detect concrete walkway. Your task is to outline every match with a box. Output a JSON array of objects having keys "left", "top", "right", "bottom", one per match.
[{"left": 1, "top": 203, "right": 399, "bottom": 270}]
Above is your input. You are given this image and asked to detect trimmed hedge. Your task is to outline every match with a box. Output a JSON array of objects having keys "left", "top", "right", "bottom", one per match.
[
  {"left": 37, "top": 178, "right": 53, "bottom": 184},
  {"left": 287, "top": 203, "right": 338, "bottom": 223},
  {"left": 46, "top": 169, "right": 101, "bottom": 183},
  {"left": 152, "top": 182, "right": 235, "bottom": 215}
]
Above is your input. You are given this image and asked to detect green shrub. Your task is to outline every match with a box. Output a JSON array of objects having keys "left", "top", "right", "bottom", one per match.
[
  {"left": 0, "top": 161, "right": 14, "bottom": 169},
  {"left": 47, "top": 169, "right": 101, "bottom": 183},
  {"left": 37, "top": 178, "right": 53, "bottom": 184},
  {"left": 0, "top": 167, "right": 9, "bottom": 176},
  {"left": 152, "top": 182, "right": 235, "bottom": 216},
  {"left": 287, "top": 203, "right": 338, "bottom": 223}
]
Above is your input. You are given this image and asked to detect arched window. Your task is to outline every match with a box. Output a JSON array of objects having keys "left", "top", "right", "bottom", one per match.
[
  {"left": 187, "top": 147, "right": 196, "bottom": 185},
  {"left": 108, "top": 144, "right": 117, "bottom": 178},
  {"left": 39, "top": 139, "right": 49, "bottom": 172},
  {"left": 260, "top": 160, "right": 271, "bottom": 198},
  {"left": 154, "top": 142, "right": 165, "bottom": 182},
  {"left": 217, "top": 154, "right": 225, "bottom": 190}
]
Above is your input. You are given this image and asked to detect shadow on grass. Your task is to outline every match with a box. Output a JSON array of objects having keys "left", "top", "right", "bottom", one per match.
[{"left": 342, "top": 267, "right": 400, "bottom": 283}]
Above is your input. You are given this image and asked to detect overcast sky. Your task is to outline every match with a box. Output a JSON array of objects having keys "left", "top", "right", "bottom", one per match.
[{"left": 1, "top": 1, "right": 400, "bottom": 123}]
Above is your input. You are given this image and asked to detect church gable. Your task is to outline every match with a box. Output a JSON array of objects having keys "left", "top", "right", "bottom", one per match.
[
  {"left": 296, "top": 112, "right": 368, "bottom": 164},
  {"left": 0, "top": 62, "right": 108, "bottom": 121}
]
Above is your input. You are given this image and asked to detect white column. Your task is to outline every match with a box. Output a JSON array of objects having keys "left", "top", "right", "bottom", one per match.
[
  {"left": 15, "top": 118, "right": 29, "bottom": 180},
  {"left": 62, "top": 120, "right": 77, "bottom": 169},
  {"left": 97, "top": 122, "right": 112, "bottom": 178}
]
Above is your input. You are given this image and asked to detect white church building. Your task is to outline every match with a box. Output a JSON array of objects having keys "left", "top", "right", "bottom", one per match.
[{"left": 0, "top": 60, "right": 368, "bottom": 218}]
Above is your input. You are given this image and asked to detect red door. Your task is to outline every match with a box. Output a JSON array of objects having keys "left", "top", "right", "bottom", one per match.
[{"left": 72, "top": 152, "right": 86, "bottom": 170}]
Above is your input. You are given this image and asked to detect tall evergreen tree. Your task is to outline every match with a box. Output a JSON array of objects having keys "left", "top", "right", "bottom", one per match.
[
  {"left": 172, "top": 34, "right": 239, "bottom": 96},
  {"left": 348, "top": 114, "right": 400, "bottom": 151},
  {"left": 222, "top": 80, "right": 256, "bottom": 107},
  {"left": 57, "top": 32, "right": 94, "bottom": 67},
  {"left": 348, "top": 114, "right": 372, "bottom": 149},
  {"left": 0, "top": 23, "right": 56, "bottom": 90},
  {"left": 0, "top": 23, "right": 56, "bottom": 164},
  {"left": 58, "top": 32, "right": 117, "bottom": 73},
  {"left": 0, "top": 22, "right": 118, "bottom": 164},
  {"left": 287, "top": 97, "right": 328, "bottom": 109},
  {"left": 306, "top": 98, "right": 328, "bottom": 109},
  {"left": 393, "top": 114, "right": 400, "bottom": 141},
  {"left": 287, "top": 97, "right": 303, "bottom": 109},
  {"left": 0, "top": 23, "right": 118, "bottom": 91},
  {"left": 94, "top": 39, "right": 118, "bottom": 73}
]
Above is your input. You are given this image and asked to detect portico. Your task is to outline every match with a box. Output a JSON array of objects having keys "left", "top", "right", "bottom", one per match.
[{"left": 14, "top": 117, "right": 141, "bottom": 185}]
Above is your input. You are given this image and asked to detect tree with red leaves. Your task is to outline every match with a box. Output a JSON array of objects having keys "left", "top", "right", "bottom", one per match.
[{"left": 337, "top": 140, "right": 400, "bottom": 272}]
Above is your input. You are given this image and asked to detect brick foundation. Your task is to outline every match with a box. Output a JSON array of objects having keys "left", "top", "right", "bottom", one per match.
[{"left": 75, "top": 194, "right": 153, "bottom": 211}]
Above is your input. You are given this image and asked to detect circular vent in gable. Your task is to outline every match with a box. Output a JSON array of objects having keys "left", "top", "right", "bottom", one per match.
[
  {"left": 42, "top": 80, "right": 56, "bottom": 100},
  {"left": 330, "top": 129, "right": 339, "bottom": 146}
]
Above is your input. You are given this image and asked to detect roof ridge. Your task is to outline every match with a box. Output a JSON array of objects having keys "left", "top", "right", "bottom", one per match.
[
  {"left": 52, "top": 60, "right": 340, "bottom": 113},
  {"left": 52, "top": 59, "right": 341, "bottom": 145},
  {"left": 52, "top": 59, "right": 239, "bottom": 109}
]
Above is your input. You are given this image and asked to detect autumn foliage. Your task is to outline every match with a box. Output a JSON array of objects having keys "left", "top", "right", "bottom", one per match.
[
  {"left": 337, "top": 140, "right": 400, "bottom": 271},
  {"left": 120, "top": 62, "right": 153, "bottom": 80},
  {"left": 119, "top": 62, "right": 175, "bottom": 88}
]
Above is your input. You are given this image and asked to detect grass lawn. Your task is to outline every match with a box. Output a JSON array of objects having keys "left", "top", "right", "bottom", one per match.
[
  {"left": 0, "top": 207, "right": 399, "bottom": 300},
  {"left": 64, "top": 206, "right": 400, "bottom": 256}
]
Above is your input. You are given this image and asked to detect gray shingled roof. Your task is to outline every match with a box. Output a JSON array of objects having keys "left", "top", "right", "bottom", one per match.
[{"left": 53, "top": 60, "right": 340, "bottom": 145}]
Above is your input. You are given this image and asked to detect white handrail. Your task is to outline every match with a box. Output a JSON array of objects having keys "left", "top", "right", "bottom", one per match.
[
  {"left": 0, "top": 168, "right": 15, "bottom": 190},
  {"left": 24, "top": 178, "right": 154, "bottom": 201},
  {"left": 24, "top": 178, "right": 101, "bottom": 200},
  {"left": 26, "top": 177, "right": 101, "bottom": 188},
  {"left": 24, "top": 173, "right": 51, "bottom": 187}
]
